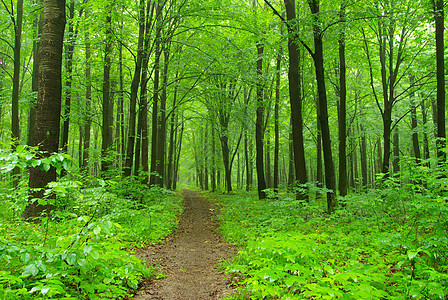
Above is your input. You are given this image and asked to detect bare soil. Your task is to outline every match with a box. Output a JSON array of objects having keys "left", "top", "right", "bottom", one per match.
[{"left": 133, "top": 189, "right": 234, "bottom": 300}]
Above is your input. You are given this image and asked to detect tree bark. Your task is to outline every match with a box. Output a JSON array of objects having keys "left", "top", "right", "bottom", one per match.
[
  {"left": 309, "top": 0, "right": 337, "bottom": 212},
  {"left": 255, "top": 42, "right": 266, "bottom": 199},
  {"left": 150, "top": 1, "right": 163, "bottom": 186},
  {"left": 101, "top": 4, "right": 113, "bottom": 174},
  {"left": 434, "top": 0, "right": 446, "bottom": 163},
  {"left": 83, "top": 8, "right": 91, "bottom": 171},
  {"left": 338, "top": 2, "right": 347, "bottom": 197},
  {"left": 274, "top": 47, "right": 281, "bottom": 193},
  {"left": 124, "top": 0, "right": 147, "bottom": 177},
  {"left": 284, "top": 0, "right": 307, "bottom": 199},
  {"left": 61, "top": 0, "right": 75, "bottom": 153},
  {"left": 410, "top": 76, "right": 421, "bottom": 160},
  {"left": 23, "top": 0, "right": 66, "bottom": 220}
]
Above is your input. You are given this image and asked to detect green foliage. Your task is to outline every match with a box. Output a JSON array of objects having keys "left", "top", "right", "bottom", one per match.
[
  {"left": 218, "top": 164, "right": 448, "bottom": 299},
  {"left": 0, "top": 149, "right": 183, "bottom": 299}
]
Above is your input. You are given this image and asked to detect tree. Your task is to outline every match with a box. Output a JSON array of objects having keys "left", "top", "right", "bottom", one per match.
[
  {"left": 22, "top": 0, "right": 66, "bottom": 220},
  {"left": 433, "top": 0, "right": 445, "bottom": 163},
  {"left": 255, "top": 42, "right": 267, "bottom": 199},
  {"left": 282, "top": 0, "right": 308, "bottom": 198}
]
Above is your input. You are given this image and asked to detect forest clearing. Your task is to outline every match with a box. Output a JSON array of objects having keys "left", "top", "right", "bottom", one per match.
[{"left": 1, "top": 0, "right": 448, "bottom": 298}]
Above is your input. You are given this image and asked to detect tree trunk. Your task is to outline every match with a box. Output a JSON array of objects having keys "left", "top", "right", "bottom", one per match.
[
  {"left": 434, "top": 0, "right": 446, "bottom": 162},
  {"left": 124, "top": 0, "right": 147, "bottom": 177},
  {"left": 255, "top": 42, "right": 266, "bottom": 199},
  {"left": 360, "top": 124, "right": 368, "bottom": 187},
  {"left": 12, "top": 0, "right": 23, "bottom": 146},
  {"left": 150, "top": 1, "right": 163, "bottom": 186},
  {"left": 338, "top": 1, "right": 347, "bottom": 197},
  {"left": 274, "top": 47, "right": 281, "bottom": 193},
  {"left": 309, "top": 0, "right": 336, "bottom": 212},
  {"left": 83, "top": 8, "right": 91, "bottom": 171},
  {"left": 410, "top": 76, "right": 421, "bottom": 160},
  {"left": 393, "top": 127, "right": 399, "bottom": 174},
  {"left": 156, "top": 46, "right": 170, "bottom": 186},
  {"left": 284, "top": 0, "right": 307, "bottom": 199},
  {"left": 23, "top": 0, "right": 66, "bottom": 220},
  {"left": 421, "top": 99, "right": 430, "bottom": 162},
  {"left": 61, "top": 0, "right": 75, "bottom": 153},
  {"left": 101, "top": 4, "right": 113, "bottom": 174},
  {"left": 28, "top": 0, "right": 41, "bottom": 146}
]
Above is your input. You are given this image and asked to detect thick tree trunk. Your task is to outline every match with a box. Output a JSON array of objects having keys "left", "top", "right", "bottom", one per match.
[
  {"left": 23, "top": 0, "right": 66, "bottom": 220},
  {"left": 284, "top": 0, "right": 307, "bottom": 198}
]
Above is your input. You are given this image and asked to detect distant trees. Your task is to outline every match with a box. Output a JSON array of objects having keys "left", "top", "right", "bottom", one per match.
[{"left": 0, "top": 0, "right": 443, "bottom": 216}]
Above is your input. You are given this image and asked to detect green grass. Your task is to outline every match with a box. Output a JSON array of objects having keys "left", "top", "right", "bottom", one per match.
[
  {"left": 0, "top": 176, "right": 182, "bottom": 299},
  {"left": 218, "top": 181, "right": 448, "bottom": 299}
]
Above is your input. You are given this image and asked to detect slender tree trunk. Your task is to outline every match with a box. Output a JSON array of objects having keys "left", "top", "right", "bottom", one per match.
[
  {"left": 156, "top": 47, "right": 170, "bottom": 186},
  {"left": 101, "top": 4, "right": 113, "bottom": 174},
  {"left": 265, "top": 133, "right": 272, "bottom": 188},
  {"left": 338, "top": 2, "right": 347, "bottom": 196},
  {"left": 255, "top": 42, "right": 266, "bottom": 199},
  {"left": 173, "top": 118, "right": 184, "bottom": 190},
  {"left": 410, "top": 76, "right": 421, "bottom": 160},
  {"left": 83, "top": 8, "right": 91, "bottom": 171},
  {"left": 434, "top": 0, "right": 446, "bottom": 162},
  {"left": 23, "top": 0, "right": 66, "bottom": 220},
  {"left": 61, "top": 0, "right": 75, "bottom": 153},
  {"left": 274, "top": 47, "right": 281, "bottom": 193},
  {"left": 360, "top": 124, "right": 368, "bottom": 187},
  {"left": 11, "top": 0, "right": 23, "bottom": 186},
  {"left": 150, "top": 1, "right": 163, "bottom": 186},
  {"left": 421, "top": 100, "right": 430, "bottom": 162},
  {"left": 28, "top": 0, "right": 40, "bottom": 145},
  {"left": 166, "top": 75, "right": 178, "bottom": 190},
  {"left": 12, "top": 0, "right": 23, "bottom": 146},
  {"left": 211, "top": 125, "right": 217, "bottom": 192},
  {"left": 309, "top": 0, "right": 336, "bottom": 212},
  {"left": 393, "top": 127, "right": 400, "bottom": 174},
  {"left": 124, "top": 0, "right": 146, "bottom": 177}
]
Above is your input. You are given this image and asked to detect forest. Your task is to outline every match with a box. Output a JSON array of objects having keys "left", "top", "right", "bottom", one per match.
[{"left": 1, "top": 0, "right": 448, "bottom": 298}]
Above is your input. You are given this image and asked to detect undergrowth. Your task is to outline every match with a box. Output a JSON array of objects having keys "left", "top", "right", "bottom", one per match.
[
  {"left": 0, "top": 146, "right": 182, "bottom": 299},
  {"left": 218, "top": 160, "right": 448, "bottom": 299}
]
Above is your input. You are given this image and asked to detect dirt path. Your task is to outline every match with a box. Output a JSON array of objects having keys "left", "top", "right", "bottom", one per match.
[{"left": 133, "top": 189, "right": 234, "bottom": 300}]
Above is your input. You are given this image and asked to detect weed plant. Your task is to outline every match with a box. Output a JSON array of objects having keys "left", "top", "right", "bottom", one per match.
[
  {"left": 219, "top": 160, "right": 448, "bottom": 299},
  {"left": 0, "top": 147, "right": 182, "bottom": 299}
]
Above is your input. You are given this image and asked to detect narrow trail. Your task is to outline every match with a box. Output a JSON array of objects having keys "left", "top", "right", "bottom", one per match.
[{"left": 133, "top": 189, "right": 234, "bottom": 300}]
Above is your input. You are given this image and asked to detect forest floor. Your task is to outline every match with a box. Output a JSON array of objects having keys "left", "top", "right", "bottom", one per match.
[{"left": 133, "top": 189, "right": 235, "bottom": 300}]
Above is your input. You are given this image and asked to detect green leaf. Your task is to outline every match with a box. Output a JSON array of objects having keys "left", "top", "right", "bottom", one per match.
[
  {"left": 22, "top": 264, "right": 39, "bottom": 276},
  {"left": 83, "top": 245, "right": 92, "bottom": 254}
]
